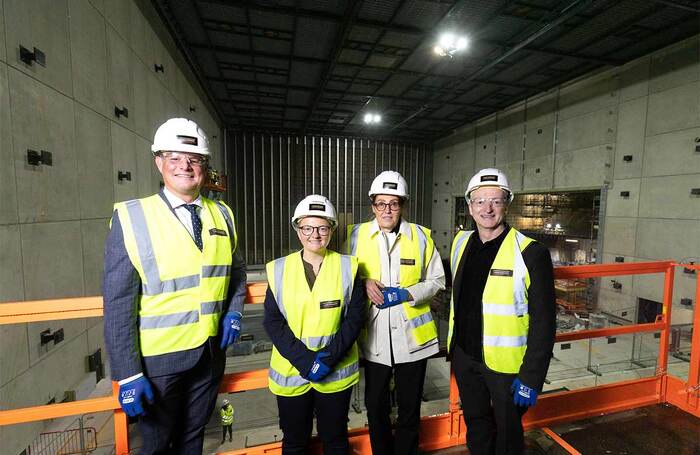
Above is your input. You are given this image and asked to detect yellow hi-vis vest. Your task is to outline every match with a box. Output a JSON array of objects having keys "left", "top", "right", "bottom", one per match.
[
  {"left": 266, "top": 250, "right": 360, "bottom": 396},
  {"left": 347, "top": 221, "right": 438, "bottom": 349},
  {"left": 447, "top": 228, "right": 534, "bottom": 373},
  {"left": 220, "top": 405, "right": 234, "bottom": 425},
  {"left": 115, "top": 194, "right": 237, "bottom": 357}
]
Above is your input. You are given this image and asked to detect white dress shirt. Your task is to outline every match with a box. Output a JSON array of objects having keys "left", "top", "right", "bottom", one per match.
[
  {"left": 356, "top": 219, "right": 446, "bottom": 366},
  {"left": 162, "top": 187, "right": 203, "bottom": 240}
]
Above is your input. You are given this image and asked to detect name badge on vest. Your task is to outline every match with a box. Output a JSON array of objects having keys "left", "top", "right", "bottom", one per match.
[
  {"left": 319, "top": 299, "right": 341, "bottom": 309},
  {"left": 209, "top": 228, "right": 227, "bottom": 236},
  {"left": 490, "top": 269, "right": 513, "bottom": 277},
  {"left": 400, "top": 258, "right": 416, "bottom": 265}
]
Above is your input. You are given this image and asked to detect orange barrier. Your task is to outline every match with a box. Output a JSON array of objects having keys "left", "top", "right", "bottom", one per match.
[{"left": 1, "top": 261, "right": 699, "bottom": 455}]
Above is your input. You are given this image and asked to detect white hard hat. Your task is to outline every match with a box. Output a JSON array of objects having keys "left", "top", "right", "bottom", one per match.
[
  {"left": 151, "top": 118, "right": 209, "bottom": 156},
  {"left": 291, "top": 194, "right": 337, "bottom": 228},
  {"left": 465, "top": 168, "right": 513, "bottom": 202},
  {"left": 368, "top": 170, "right": 409, "bottom": 200},
  {"left": 222, "top": 399, "right": 230, "bottom": 406}
]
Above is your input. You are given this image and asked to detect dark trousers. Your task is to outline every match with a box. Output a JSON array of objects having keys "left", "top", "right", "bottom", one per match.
[
  {"left": 138, "top": 344, "right": 225, "bottom": 455},
  {"left": 277, "top": 387, "right": 353, "bottom": 455},
  {"left": 222, "top": 424, "right": 232, "bottom": 442},
  {"left": 452, "top": 345, "right": 527, "bottom": 455},
  {"left": 364, "top": 359, "right": 427, "bottom": 455}
]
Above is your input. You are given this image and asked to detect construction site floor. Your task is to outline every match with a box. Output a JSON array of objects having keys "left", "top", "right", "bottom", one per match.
[{"left": 432, "top": 404, "right": 700, "bottom": 454}]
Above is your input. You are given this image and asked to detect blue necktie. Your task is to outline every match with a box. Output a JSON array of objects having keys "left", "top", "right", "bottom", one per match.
[{"left": 183, "top": 204, "right": 203, "bottom": 251}]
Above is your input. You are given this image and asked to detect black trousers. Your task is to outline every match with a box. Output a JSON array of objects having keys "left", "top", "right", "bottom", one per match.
[
  {"left": 364, "top": 359, "right": 427, "bottom": 455},
  {"left": 276, "top": 387, "right": 353, "bottom": 455},
  {"left": 452, "top": 345, "right": 527, "bottom": 455},
  {"left": 138, "top": 344, "right": 225, "bottom": 455},
  {"left": 222, "top": 424, "right": 232, "bottom": 442}
]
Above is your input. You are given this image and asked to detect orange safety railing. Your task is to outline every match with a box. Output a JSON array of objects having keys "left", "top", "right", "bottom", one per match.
[{"left": 1, "top": 262, "right": 699, "bottom": 455}]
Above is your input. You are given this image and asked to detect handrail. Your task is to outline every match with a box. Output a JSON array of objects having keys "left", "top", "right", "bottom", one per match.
[{"left": 1, "top": 261, "right": 698, "bottom": 455}]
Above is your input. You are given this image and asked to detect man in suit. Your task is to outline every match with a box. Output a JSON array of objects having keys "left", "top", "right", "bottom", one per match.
[
  {"left": 447, "top": 168, "right": 555, "bottom": 454},
  {"left": 103, "top": 118, "right": 246, "bottom": 454}
]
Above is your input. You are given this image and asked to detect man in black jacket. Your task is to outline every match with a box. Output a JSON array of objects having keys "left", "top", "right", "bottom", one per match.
[{"left": 447, "top": 168, "right": 556, "bottom": 454}]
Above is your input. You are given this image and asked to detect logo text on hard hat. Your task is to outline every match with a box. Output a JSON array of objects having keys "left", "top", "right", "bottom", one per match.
[
  {"left": 177, "top": 135, "right": 198, "bottom": 146},
  {"left": 382, "top": 182, "right": 398, "bottom": 189},
  {"left": 480, "top": 175, "right": 498, "bottom": 182},
  {"left": 308, "top": 203, "right": 326, "bottom": 211}
]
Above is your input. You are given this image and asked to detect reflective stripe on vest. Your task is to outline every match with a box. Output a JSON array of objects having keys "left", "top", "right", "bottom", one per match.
[
  {"left": 115, "top": 195, "right": 237, "bottom": 357},
  {"left": 265, "top": 251, "right": 360, "bottom": 396},
  {"left": 447, "top": 228, "right": 533, "bottom": 374},
  {"left": 347, "top": 221, "right": 438, "bottom": 350}
]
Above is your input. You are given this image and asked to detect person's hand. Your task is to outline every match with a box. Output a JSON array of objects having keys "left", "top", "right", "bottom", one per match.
[
  {"left": 220, "top": 311, "right": 242, "bottom": 349},
  {"left": 307, "top": 352, "right": 331, "bottom": 382},
  {"left": 365, "top": 279, "right": 385, "bottom": 306},
  {"left": 118, "top": 376, "right": 154, "bottom": 417},
  {"left": 511, "top": 377, "right": 538, "bottom": 407},
  {"left": 377, "top": 287, "right": 411, "bottom": 309}
]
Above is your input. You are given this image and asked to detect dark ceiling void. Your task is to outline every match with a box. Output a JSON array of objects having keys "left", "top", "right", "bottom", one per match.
[{"left": 153, "top": 0, "right": 700, "bottom": 141}]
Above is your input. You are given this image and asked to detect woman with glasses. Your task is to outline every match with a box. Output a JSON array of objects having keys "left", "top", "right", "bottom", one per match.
[
  {"left": 346, "top": 171, "right": 446, "bottom": 455},
  {"left": 263, "top": 194, "right": 366, "bottom": 454}
]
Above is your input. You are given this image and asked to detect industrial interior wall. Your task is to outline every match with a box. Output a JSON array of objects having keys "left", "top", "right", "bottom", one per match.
[
  {"left": 0, "top": 0, "right": 222, "bottom": 452},
  {"left": 431, "top": 35, "right": 700, "bottom": 322},
  {"left": 225, "top": 132, "right": 433, "bottom": 267}
]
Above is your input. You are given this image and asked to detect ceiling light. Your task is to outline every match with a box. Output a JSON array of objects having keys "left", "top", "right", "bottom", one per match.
[
  {"left": 434, "top": 32, "right": 469, "bottom": 58},
  {"left": 364, "top": 112, "right": 382, "bottom": 125},
  {"left": 565, "top": 239, "right": 579, "bottom": 243}
]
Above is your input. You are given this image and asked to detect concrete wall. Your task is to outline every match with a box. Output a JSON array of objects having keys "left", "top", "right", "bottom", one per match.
[
  {"left": 432, "top": 35, "right": 700, "bottom": 317},
  {"left": 0, "top": 0, "right": 222, "bottom": 451}
]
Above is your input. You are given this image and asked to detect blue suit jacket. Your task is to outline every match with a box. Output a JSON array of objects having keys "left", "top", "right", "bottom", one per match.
[{"left": 103, "top": 194, "right": 247, "bottom": 381}]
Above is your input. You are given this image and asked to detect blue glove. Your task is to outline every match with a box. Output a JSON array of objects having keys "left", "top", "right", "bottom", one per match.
[
  {"left": 220, "top": 311, "right": 242, "bottom": 349},
  {"left": 377, "top": 287, "right": 410, "bottom": 309},
  {"left": 307, "top": 352, "right": 331, "bottom": 382},
  {"left": 118, "top": 376, "right": 154, "bottom": 417},
  {"left": 511, "top": 377, "right": 538, "bottom": 407}
]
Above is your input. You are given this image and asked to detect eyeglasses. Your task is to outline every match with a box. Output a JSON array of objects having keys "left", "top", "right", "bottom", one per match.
[
  {"left": 160, "top": 152, "right": 208, "bottom": 167},
  {"left": 299, "top": 225, "right": 332, "bottom": 236},
  {"left": 373, "top": 201, "right": 401, "bottom": 211},
  {"left": 469, "top": 197, "right": 508, "bottom": 208}
]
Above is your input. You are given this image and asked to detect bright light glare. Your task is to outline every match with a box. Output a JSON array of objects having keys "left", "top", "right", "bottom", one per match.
[
  {"left": 435, "top": 32, "right": 469, "bottom": 57},
  {"left": 456, "top": 37, "right": 468, "bottom": 50},
  {"left": 545, "top": 223, "right": 552, "bottom": 229},
  {"left": 555, "top": 223, "right": 562, "bottom": 229},
  {"left": 364, "top": 112, "right": 381, "bottom": 125},
  {"left": 439, "top": 33, "right": 455, "bottom": 48}
]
